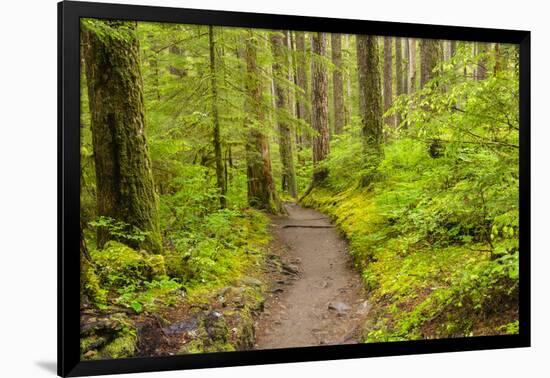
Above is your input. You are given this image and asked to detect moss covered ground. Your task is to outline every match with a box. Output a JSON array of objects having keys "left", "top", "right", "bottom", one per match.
[
  {"left": 80, "top": 208, "right": 271, "bottom": 359},
  {"left": 303, "top": 185, "right": 518, "bottom": 341}
]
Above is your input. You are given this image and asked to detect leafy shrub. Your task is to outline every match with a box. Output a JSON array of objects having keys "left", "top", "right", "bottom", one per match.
[
  {"left": 89, "top": 216, "right": 150, "bottom": 244},
  {"left": 115, "top": 277, "right": 184, "bottom": 313},
  {"left": 91, "top": 241, "right": 166, "bottom": 290},
  {"left": 164, "top": 208, "right": 270, "bottom": 290}
]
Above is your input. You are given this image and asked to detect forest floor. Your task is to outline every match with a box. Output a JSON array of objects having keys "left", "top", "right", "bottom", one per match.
[
  {"left": 86, "top": 203, "right": 371, "bottom": 358},
  {"left": 255, "top": 203, "right": 370, "bottom": 349}
]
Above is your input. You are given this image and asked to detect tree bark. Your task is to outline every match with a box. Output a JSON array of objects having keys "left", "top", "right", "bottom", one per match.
[
  {"left": 208, "top": 26, "right": 227, "bottom": 208},
  {"left": 345, "top": 35, "right": 353, "bottom": 125},
  {"left": 285, "top": 31, "right": 296, "bottom": 119},
  {"left": 384, "top": 37, "right": 395, "bottom": 126},
  {"left": 450, "top": 40, "right": 457, "bottom": 58},
  {"left": 383, "top": 37, "right": 394, "bottom": 126},
  {"left": 82, "top": 20, "right": 162, "bottom": 253},
  {"left": 395, "top": 38, "right": 404, "bottom": 97},
  {"left": 244, "top": 30, "right": 283, "bottom": 213},
  {"left": 295, "top": 32, "right": 310, "bottom": 145},
  {"left": 476, "top": 42, "right": 488, "bottom": 80},
  {"left": 420, "top": 38, "right": 440, "bottom": 88},
  {"left": 408, "top": 38, "right": 417, "bottom": 93},
  {"left": 403, "top": 38, "right": 410, "bottom": 94},
  {"left": 311, "top": 32, "right": 330, "bottom": 185},
  {"left": 357, "top": 35, "right": 383, "bottom": 185},
  {"left": 271, "top": 31, "right": 298, "bottom": 198},
  {"left": 494, "top": 43, "right": 502, "bottom": 75},
  {"left": 331, "top": 33, "right": 345, "bottom": 134},
  {"left": 395, "top": 37, "right": 404, "bottom": 125}
]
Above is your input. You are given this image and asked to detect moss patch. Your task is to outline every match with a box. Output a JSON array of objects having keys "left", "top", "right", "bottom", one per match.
[
  {"left": 80, "top": 313, "right": 137, "bottom": 360},
  {"left": 91, "top": 241, "right": 166, "bottom": 290},
  {"left": 302, "top": 186, "right": 518, "bottom": 341}
]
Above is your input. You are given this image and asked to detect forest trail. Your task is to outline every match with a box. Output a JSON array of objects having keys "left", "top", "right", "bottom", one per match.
[{"left": 255, "top": 203, "right": 370, "bottom": 349}]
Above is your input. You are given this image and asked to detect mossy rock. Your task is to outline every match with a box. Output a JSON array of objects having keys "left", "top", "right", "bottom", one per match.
[
  {"left": 232, "top": 311, "right": 255, "bottom": 350},
  {"left": 91, "top": 241, "right": 166, "bottom": 289},
  {"left": 80, "top": 259, "right": 107, "bottom": 306},
  {"left": 179, "top": 312, "right": 236, "bottom": 354},
  {"left": 80, "top": 312, "right": 137, "bottom": 360},
  {"left": 101, "top": 332, "right": 137, "bottom": 359}
]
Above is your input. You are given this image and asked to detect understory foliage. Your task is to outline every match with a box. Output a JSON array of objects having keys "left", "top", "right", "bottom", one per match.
[{"left": 303, "top": 45, "right": 519, "bottom": 340}]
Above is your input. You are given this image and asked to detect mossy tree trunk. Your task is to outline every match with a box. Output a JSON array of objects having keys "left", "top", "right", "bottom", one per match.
[
  {"left": 82, "top": 20, "right": 162, "bottom": 253},
  {"left": 408, "top": 38, "right": 417, "bottom": 94},
  {"left": 494, "top": 43, "right": 502, "bottom": 75},
  {"left": 450, "top": 40, "right": 457, "bottom": 58},
  {"left": 271, "top": 31, "right": 298, "bottom": 198},
  {"left": 311, "top": 32, "right": 330, "bottom": 185},
  {"left": 420, "top": 38, "right": 441, "bottom": 88},
  {"left": 295, "top": 32, "right": 310, "bottom": 147},
  {"left": 383, "top": 36, "right": 394, "bottom": 126},
  {"left": 395, "top": 37, "right": 404, "bottom": 126},
  {"left": 357, "top": 35, "right": 383, "bottom": 186},
  {"left": 344, "top": 35, "right": 353, "bottom": 125},
  {"left": 209, "top": 25, "right": 227, "bottom": 208},
  {"left": 476, "top": 42, "right": 488, "bottom": 81},
  {"left": 244, "top": 30, "right": 283, "bottom": 213},
  {"left": 331, "top": 33, "right": 345, "bottom": 135}
]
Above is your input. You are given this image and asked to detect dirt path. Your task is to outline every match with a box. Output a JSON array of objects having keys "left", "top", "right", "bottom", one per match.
[{"left": 255, "top": 203, "right": 370, "bottom": 349}]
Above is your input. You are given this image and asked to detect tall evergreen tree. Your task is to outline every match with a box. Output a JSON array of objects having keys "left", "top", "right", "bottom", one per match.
[
  {"left": 311, "top": 32, "right": 330, "bottom": 185},
  {"left": 331, "top": 33, "right": 345, "bottom": 134},
  {"left": 395, "top": 37, "right": 404, "bottom": 125},
  {"left": 357, "top": 35, "right": 383, "bottom": 185},
  {"left": 420, "top": 38, "right": 441, "bottom": 88},
  {"left": 294, "top": 32, "right": 310, "bottom": 145},
  {"left": 383, "top": 36, "right": 394, "bottom": 126},
  {"left": 209, "top": 26, "right": 227, "bottom": 208},
  {"left": 244, "top": 30, "right": 283, "bottom": 213},
  {"left": 82, "top": 20, "right": 162, "bottom": 253},
  {"left": 271, "top": 31, "right": 298, "bottom": 198},
  {"left": 408, "top": 38, "right": 417, "bottom": 93},
  {"left": 476, "top": 42, "right": 488, "bottom": 80}
]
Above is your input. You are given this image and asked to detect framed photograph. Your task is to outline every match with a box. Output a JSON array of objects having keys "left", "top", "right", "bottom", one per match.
[{"left": 58, "top": 0, "right": 530, "bottom": 376}]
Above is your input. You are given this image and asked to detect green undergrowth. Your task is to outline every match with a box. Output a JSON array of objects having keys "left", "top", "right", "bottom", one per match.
[
  {"left": 81, "top": 150, "right": 272, "bottom": 359},
  {"left": 84, "top": 207, "right": 270, "bottom": 313},
  {"left": 302, "top": 137, "right": 519, "bottom": 342}
]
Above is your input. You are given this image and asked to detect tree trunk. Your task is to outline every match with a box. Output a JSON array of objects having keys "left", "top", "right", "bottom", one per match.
[
  {"left": 331, "top": 33, "right": 345, "bottom": 134},
  {"left": 477, "top": 42, "right": 488, "bottom": 80},
  {"left": 395, "top": 37, "right": 404, "bottom": 125},
  {"left": 404, "top": 38, "right": 410, "bottom": 94},
  {"left": 271, "top": 31, "right": 298, "bottom": 198},
  {"left": 209, "top": 26, "right": 227, "bottom": 208},
  {"left": 244, "top": 30, "right": 283, "bottom": 213},
  {"left": 395, "top": 38, "right": 404, "bottom": 96},
  {"left": 357, "top": 35, "right": 383, "bottom": 185},
  {"left": 345, "top": 35, "right": 353, "bottom": 125},
  {"left": 311, "top": 32, "right": 330, "bottom": 185},
  {"left": 284, "top": 31, "right": 296, "bottom": 120},
  {"left": 450, "top": 40, "right": 457, "bottom": 58},
  {"left": 383, "top": 37, "right": 394, "bottom": 126},
  {"left": 295, "top": 32, "right": 310, "bottom": 144},
  {"left": 420, "top": 38, "right": 440, "bottom": 88},
  {"left": 82, "top": 20, "right": 162, "bottom": 253},
  {"left": 494, "top": 43, "right": 501, "bottom": 75},
  {"left": 408, "top": 38, "right": 417, "bottom": 93}
]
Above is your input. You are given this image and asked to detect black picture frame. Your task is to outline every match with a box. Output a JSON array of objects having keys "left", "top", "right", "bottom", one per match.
[{"left": 58, "top": 1, "right": 531, "bottom": 376}]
